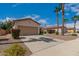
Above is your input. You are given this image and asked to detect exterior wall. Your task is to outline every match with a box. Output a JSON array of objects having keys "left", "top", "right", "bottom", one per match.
[
  {"left": 14, "top": 19, "right": 40, "bottom": 36},
  {"left": 18, "top": 26, "right": 39, "bottom": 36},
  {"left": 15, "top": 19, "right": 40, "bottom": 27},
  {"left": 67, "top": 30, "right": 74, "bottom": 33},
  {"left": 54, "top": 28, "right": 62, "bottom": 34},
  {"left": 54, "top": 29, "right": 57, "bottom": 31},
  {"left": 45, "top": 28, "right": 66, "bottom": 34},
  {"left": 59, "top": 29, "right": 62, "bottom": 34}
]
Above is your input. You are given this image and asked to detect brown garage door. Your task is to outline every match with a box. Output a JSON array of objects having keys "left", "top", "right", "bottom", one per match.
[{"left": 18, "top": 26, "right": 38, "bottom": 36}]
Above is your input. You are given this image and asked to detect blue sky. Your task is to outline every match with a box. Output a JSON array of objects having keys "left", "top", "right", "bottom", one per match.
[{"left": 0, "top": 3, "right": 79, "bottom": 27}]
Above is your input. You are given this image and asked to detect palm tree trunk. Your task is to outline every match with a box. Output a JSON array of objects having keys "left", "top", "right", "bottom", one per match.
[
  {"left": 61, "top": 3, "right": 64, "bottom": 35},
  {"left": 56, "top": 11, "right": 59, "bottom": 34},
  {"left": 74, "top": 20, "right": 76, "bottom": 33}
]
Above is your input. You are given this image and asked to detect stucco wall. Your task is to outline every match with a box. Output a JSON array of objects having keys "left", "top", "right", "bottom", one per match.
[
  {"left": 15, "top": 19, "right": 40, "bottom": 27},
  {"left": 14, "top": 19, "right": 40, "bottom": 36}
]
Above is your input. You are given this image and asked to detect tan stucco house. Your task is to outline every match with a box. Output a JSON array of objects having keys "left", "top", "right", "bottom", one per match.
[
  {"left": 13, "top": 18, "right": 40, "bottom": 36},
  {"left": 42, "top": 26, "right": 67, "bottom": 34},
  {"left": 42, "top": 26, "right": 75, "bottom": 34}
]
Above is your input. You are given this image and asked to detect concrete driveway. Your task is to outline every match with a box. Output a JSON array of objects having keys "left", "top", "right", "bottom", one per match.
[
  {"left": 31, "top": 38, "right": 79, "bottom": 56},
  {"left": 20, "top": 35, "right": 63, "bottom": 54}
]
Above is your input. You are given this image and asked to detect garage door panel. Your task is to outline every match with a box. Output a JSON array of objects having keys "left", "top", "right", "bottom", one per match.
[{"left": 18, "top": 26, "right": 38, "bottom": 36}]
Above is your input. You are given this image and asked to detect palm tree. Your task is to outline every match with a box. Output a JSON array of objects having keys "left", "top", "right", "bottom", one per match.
[
  {"left": 54, "top": 6, "right": 61, "bottom": 34},
  {"left": 61, "top": 3, "right": 65, "bottom": 35},
  {"left": 72, "top": 16, "right": 79, "bottom": 33},
  {"left": 64, "top": 18, "right": 69, "bottom": 33}
]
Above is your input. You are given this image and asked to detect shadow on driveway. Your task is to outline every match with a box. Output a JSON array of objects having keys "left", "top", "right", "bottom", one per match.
[
  {"left": 28, "top": 37, "right": 57, "bottom": 43},
  {"left": 0, "top": 37, "right": 57, "bottom": 45}
]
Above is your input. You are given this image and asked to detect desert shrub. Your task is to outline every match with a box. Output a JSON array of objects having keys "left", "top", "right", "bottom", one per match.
[
  {"left": 11, "top": 29, "right": 20, "bottom": 39},
  {"left": 44, "top": 31, "right": 47, "bottom": 34},
  {"left": 47, "top": 30, "right": 55, "bottom": 34},
  {"left": 55, "top": 31, "right": 59, "bottom": 35},
  {"left": 39, "top": 30, "right": 43, "bottom": 35},
  {"left": 39, "top": 28, "right": 44, "bottom": 35},
  {"left": 71, "top": 33, "right": 77, "bottom": 36},
  {"left": 77, "top": 31, "right": 79, "bottom": 33},
  {"left": 4, "top": 44, "right": 26, "bottom": 56}
]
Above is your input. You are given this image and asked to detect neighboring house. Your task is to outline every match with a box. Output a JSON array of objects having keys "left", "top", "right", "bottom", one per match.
[
  {"left": 66, "top": 28, "right": 74, "bottom": 33},
  {"left": 42, "top": 26, "right": 76, "bottom": 34},
  {"left": 13, "top": 18, "right": 40, "bottom": 36},
  {"left": 43, "top": 26, "right": 66, "bottom": 34},
  {"left": 66, "top": 28, "right": 79, "bottom": 33}
]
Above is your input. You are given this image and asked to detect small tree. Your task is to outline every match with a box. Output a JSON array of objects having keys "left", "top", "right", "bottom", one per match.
[{"left": 0, "top": 20, "right": 14, "bottom": 33}]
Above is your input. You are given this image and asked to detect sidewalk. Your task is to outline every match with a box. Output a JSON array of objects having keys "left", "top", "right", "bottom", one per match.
[{"left": 31, "top": 38, "right": 79, "bottom": 56}]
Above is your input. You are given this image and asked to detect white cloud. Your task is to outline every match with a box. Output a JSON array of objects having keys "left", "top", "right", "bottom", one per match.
[
  {"left": 32, "top": 14, "right": 40, "bottom": 19},
  {"left": 65, "top": 13, "right": 70, "bottom": 16},
  {"left": 23, "top": 16, "right": 32, "bottom": 19},
  {"left": 71, "top": 7, "right": 79, "bottom": 12},
  {"left": 5, "top": 17, "right": 16, "bottom": 20},
  {"left": 71, "top": 7, "right": 76, "bottom": 12},
  {"left": 12, "top": 3, "right": 21, "bottom": 7},
  {"left": 46, "top": 25, "right": 55, "bottom": 27},
  {"left": 59, "top": 10, "right": 62, "bottom": 13},
  {"left": 6, "top": 17, "right": 12, "bottom": 21},
  {"left": 0, "top": 17, "right": 16, "bottom": 22},
  {"left": 38, "top": 19, "right": 47, "bottom": 24},
  {"left": 0, "top": 14, "right": 40, "bottom": 22},
  {"left": 65, "top": 4, "right": 73, "bottom": 7},
  {"left": 66, "top": 21, "right": 79, "bottom": 29},
  {"left": 66, "top": 23, "right": 74, "bottom": 28},
  {"left": 22, "top": 14, "right": 40, "bottom": 20},
  {"left": 0, "top": 19, "right": 4, "bottom": 22},
  {"left": 64, "top": 3, "right": 79, "bottom": 13},
  {"left": 71, "top": 4, "right": 79, "bottom": 13},
  {"left": 64, "top": 3, "right": 73, "bottom": 11},
  {"left": 76, "top": 12, "right": 79, "bottom": 15}
]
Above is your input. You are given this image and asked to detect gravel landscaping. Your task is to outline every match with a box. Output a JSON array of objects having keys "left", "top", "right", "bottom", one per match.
[
  {"left": 45, "top": 34, "right": 78, "bottom": 41},
  {"left": 0, "top": 34, "right": 32, "bottom": 56}
]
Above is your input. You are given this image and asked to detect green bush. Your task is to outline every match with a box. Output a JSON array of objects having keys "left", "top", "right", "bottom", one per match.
[
  {"left": 71, "top": 33, "right": 77, "bottom": 36},
  {"left": 4, "top": 44, "right": 26, "bottom": 56},
  {"left": 11, "top": 29, "right": 20, "bottom": 39}
]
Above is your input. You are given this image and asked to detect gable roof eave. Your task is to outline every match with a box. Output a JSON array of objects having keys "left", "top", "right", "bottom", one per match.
[{"left": 13, "top": 18, "right": 40, "bottom": 25}]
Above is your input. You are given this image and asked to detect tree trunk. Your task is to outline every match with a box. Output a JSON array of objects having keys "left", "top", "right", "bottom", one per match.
[
  {"left": 61, "top": 3, "right": 64, "bottom": 35},
  {"left": 74, "top": 20, "right": 76, "bottom": 33},
  {"left": 56, "top": 11, "right": 59, "bottom": 35}
]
